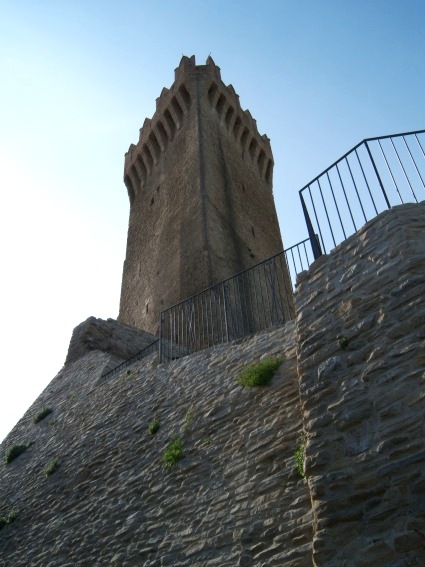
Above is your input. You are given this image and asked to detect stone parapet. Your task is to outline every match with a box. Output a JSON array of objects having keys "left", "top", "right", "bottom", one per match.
[
  {"left": 65, "top": 316, "right": 158, "bottom": 366},
  {"left": 296, "top": 200, "right": 425, "bottom": 566}
]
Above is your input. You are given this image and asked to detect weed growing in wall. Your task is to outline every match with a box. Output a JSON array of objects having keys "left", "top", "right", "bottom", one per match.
[
  {"left": 162, "top": 437, "right": 184, "bottom": 471},
  {"left": 0, "top": 510, "right": 18, "bottom": 530},
  {"left": 294, "top": 436, "right": 306, "bottom": 479},
  {"left": 236, "top": 357, "right": 283, "bottom": 388},
  {"left": 4, "top": 443, "right": 32, "bottom": 464},
  {"left": 148, "top": 418, "right": 160, "bottom": 435},
  {"left": 45, "top": 458, "right": 59, "bottom": 478},
  {"left": 339, "top": 336, "right": 349, "bottom": 349},
  {"left": 183, "top": 408, "right": 197, "bottom": 431},
  {"left": 33, "top": 407, "right": 53, "bottom": 424}
]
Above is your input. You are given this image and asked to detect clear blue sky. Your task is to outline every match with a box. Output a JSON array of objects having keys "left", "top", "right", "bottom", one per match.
[{"left": 0, "top": 0, "right": 424, "bottom": 441}]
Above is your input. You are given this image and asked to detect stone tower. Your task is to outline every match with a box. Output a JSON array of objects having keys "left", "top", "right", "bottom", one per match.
[{"left": 119, "top": 55, "right": 291, "bottom": 334}]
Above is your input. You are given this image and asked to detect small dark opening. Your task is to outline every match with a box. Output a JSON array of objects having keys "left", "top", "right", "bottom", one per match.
[
  {"left": 164, "top": 109, "right": 176, "bottom": 139},
  {"left": 146, "top": 303, "right": 149, "bottom": 314},
  {"left": 150, "top": 197, "right": 154, "bottom": 206},
  {"left": 178, "top": 84, "right": 191, "bottom": 108},
  {"left": 208, "top": 83, "right": 218, "bottom": 105},
  {"left": 252, "top": 226, "right": 255, "bottom": 237},
  {"left": 216, "top": 93, "right": 226, "bottom": 114},
  {"left": 240, "top": 128, "right": 249, "bottom": 151},
  {"left": 171, "top": 97, "right": 183, "bottom": 124}
]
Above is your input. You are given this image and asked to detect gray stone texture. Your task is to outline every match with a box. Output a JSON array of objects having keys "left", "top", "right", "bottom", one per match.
[
  {"left": 118, "top": 55, "right": 293, "bottom": 335},
  {"left": 296, "top": 200, "right": 425, "bottom": 566},
  {"left": 65, "top": 316, "right": 158, "bottom": 366},
  {"left": 0, "top": 323, "right": 312, "bottom": 566},
  {"left": 1, "top": 195, "right": 424, "bottom": 565}
]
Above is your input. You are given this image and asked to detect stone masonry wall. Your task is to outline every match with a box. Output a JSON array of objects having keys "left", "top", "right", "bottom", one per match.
[
  {"left": 0, "top": 323, "right": 312, "bottom": 567},
  {"left": 65, "top": 317, "right": 158, "bottom": 366},
  {"left": 1, "top": 201, "right": 424, "bottom": 566},
  {"left": 296, "top": 201, "right": 425, "bottom": 566}
]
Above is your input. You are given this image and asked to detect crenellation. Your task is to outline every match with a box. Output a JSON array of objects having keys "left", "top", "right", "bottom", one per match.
[
  {"left": 206, "top": 81, "right": 273, "bottom": 168},
  {"left": 125, "top": 56, "right": 274, "bottom": 209},
  {"left": 225, "top": 83, "right": 238, "bottom": 103}
]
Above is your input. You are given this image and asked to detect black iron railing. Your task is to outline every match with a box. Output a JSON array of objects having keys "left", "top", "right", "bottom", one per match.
[
  {"left": 300, "top": 130, "right": 425, "bottom": 257},
  {"left": 284, "top": 237, "right": 318, "bottom": 284},
  {"left": 159, "top": 249, "right": 296, "bottom": 362},
  {"left": 103, "top": 129, "right": 425, "bottom": 373},
  {"left": 100, "top": 339, "right": 159, "bottom": 380}
]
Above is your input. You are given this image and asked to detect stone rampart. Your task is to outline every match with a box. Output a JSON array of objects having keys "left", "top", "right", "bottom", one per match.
[
  {"left": 1, "top": 201, "right": 424, "bottom": 566},
  {"left": 297, "top": 201, "right": 425, "bottom": 565},
  {"left": 0, "top": 323, "right": 312, "bottom": 566}
]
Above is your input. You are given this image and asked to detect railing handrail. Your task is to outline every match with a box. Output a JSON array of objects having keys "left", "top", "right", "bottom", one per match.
[
  {"left": 101, "top": 338, "right": 160, "bottom": 380},
  {"left": 299, "top": 129, "right": 425, "bottom": 194},
  {"left": 161, "top": 247, "right": 300, "bottom": 316},
  {"left": 299, "top": 129, "right": 425, "bottom": 257},
  {"left": 283, "top": 237, "right": 310, "bottom": 254}
]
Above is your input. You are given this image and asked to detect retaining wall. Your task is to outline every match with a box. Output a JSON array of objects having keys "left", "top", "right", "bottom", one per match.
[{"left": 1, "top": 201, "right": 424, "bottom": 566}]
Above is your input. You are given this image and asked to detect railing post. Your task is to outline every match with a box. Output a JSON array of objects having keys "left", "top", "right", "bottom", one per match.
[
  {"left": 300, "top": 192, "right": 323, "bottom": 260},
  {"left": 222, "top": 282, "right": 230, "bottom": 343},
  {"left": 159, "top": 311, "right": 164, "bottom": 363},
  {"left": 364, "top": 141, "right": 391, "bottom": 209}
]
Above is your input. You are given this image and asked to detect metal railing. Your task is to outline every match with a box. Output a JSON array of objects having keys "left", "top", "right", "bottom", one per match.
[
  {"left": 100, "top": 339, "right": 159, "bottom": 381},
  {"left": 159, "top": 249, "right": 296, "bottom": 362},
  {"left": 100, "top": 240, "right": 313, "bottom": 374},
  {"left": 300, "top": 130, "right": 425, "bottom": 257},
  {"left": 284, "top": 237, "right": 318, "bottom": 284}
]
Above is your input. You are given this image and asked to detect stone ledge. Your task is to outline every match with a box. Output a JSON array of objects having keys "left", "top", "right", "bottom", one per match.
[{"left": 65, "top": 316, "right": 158, "bottom": 366}]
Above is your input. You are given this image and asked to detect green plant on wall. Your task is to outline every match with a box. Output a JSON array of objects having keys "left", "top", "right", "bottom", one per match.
[
  {"left": 236, "top": 357, "right": 283, "bottom": 388},
  {"left": 0, "top": 510, "right": 18, "bottom": 530},
  {"left": 339, "top": 336, "right": 349, "bottom": 349},
  {"left": 33, "top": 407, "right": 53, "bottom": 424},
  {"left": 183, "top": 408, "right": 197, "bottom": 431},
  {"left": 45, "top": 458, "right": 59, "bottom": 478},
  {"left": 148, "top": 418, "right": 160, "bottom": 435},
  {"left": 4, "top": 443, "right": 32, "bottom": 464},
  {"left": 294, "top": 436, "right": 306, "bottom": 479},
  {"left": 162, "top": 437, "right": 184, "bottom": 471}
]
